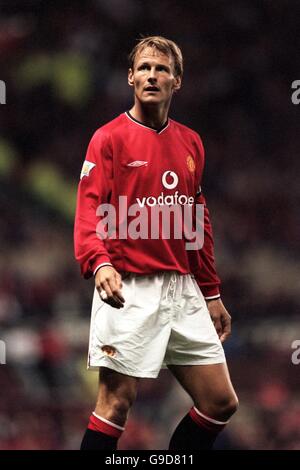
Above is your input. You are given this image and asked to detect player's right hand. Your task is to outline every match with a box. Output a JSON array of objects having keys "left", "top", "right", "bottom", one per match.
[{"left": 95, "top": 266, "right": 125, "bottom": 309}]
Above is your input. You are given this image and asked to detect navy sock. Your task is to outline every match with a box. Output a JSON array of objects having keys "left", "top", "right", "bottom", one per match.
[
  {"left": 80, "top": 428, "right": 118, "bottom": 450},
  {"left": 80, "top": 413, "right": 124, "bottom": 450},
  {"left": 169, "top": 407, "right": 227, "bottom": 451}
]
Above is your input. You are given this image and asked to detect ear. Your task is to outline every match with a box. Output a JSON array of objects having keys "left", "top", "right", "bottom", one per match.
[
  {"left": 128, "top": 68, "right": 134, "bottom": 87},
  {"left": 173, "top": 75, "right": 182, "bottom": 92}
]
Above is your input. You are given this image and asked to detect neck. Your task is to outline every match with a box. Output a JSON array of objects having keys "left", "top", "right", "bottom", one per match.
[{"left": 129, "top": 101, "right": 170, "bottom": 129}]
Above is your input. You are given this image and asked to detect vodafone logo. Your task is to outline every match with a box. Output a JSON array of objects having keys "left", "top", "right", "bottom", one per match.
[
  {"left": 162, "top": 171, "right": 178, "bottom": 190},
  {"left": 134, "top": 170, "right": 193, "bottom": 207}
]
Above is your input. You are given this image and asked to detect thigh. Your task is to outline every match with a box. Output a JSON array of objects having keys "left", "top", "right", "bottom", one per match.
[{"left": 168, "top": 363, "right": 237, "bottom": 416}]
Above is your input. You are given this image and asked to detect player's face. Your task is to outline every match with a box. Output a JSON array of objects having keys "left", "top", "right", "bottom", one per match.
[{"left": 128, "top": 47, "right": 181, "bottom": 107}]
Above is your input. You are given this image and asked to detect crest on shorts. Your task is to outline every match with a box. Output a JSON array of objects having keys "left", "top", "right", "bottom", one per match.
[
  {"left": 101, "top": 345, "right": 117, "bottom": 357},
  {"left": 80, "top": 160, "right": 96, "bottom": 179},
  {"left": 187, "top": 155, "right": 195, "bottom": 172}
]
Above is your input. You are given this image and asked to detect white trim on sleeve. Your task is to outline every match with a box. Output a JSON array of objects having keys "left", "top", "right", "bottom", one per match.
[
  {"left": 204, "top": 294, "right": 221, "bottom": 300},
  {"left": 93, "top": 263, "right": 113, "bottom": 276}
]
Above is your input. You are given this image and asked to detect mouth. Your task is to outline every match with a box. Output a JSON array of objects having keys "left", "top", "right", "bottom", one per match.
[{"left": 144, "top": 86, "right": 160, "bottom": 92}]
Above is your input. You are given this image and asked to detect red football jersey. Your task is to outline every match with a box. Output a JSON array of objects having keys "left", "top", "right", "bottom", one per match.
[{"left": 74, "top": 112, "right": 221, "bottom": 298}]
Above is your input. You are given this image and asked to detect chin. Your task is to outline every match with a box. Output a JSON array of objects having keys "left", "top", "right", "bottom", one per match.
[{"left": 140, "top": 96, "right": 162, "bottom": 105}]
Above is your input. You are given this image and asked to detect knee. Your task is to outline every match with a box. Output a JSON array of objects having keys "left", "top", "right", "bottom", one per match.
[
  {"left": 198, "top": 393, "right": 239, "bottom": 421},
  {"left": 221, "top": 395, "right": 239, "bottom": 419},
  {"left": 95, "top": 368, "right": 138, "bottom": 424},
  {"left": 101, "top": 388, "right": 137, "bottom": 423}
]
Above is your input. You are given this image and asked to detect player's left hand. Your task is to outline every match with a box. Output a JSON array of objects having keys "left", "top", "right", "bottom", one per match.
[{"left": 206, "top": 298, "right": 231, "bottom": 343}]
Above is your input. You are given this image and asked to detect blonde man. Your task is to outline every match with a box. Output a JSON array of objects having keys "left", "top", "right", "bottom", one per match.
[{"left": 75, "top": 36, "right": 238, "bottom": 450}]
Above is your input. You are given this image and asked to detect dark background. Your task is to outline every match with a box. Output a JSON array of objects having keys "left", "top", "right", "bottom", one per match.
[{"left": 0, "top": 0, "right": 299, "bottom": 449}]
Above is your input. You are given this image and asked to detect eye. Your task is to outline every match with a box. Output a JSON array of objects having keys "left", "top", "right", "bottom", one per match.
[
  {"left": 157, "top": 65, "right": 168, "bottom": 72},
  {"left": 138, "top": 64, "right": 150, "bottom": 71}
]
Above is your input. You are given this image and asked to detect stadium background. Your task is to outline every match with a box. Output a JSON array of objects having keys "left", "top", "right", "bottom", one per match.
[{"left": 0, "top": 0, "right": 299, "bottom": 449}]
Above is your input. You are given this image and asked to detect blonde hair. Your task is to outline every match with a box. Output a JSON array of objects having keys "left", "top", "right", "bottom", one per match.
[{"left": 128, "top": 35, "right": 183, "bottom": 78}]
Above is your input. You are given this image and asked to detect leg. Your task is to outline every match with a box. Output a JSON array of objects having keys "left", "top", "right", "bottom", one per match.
[
  {"left": 95, "top": 366, "right": 139, "bottom": 425},
  {"left": 169, "top": 362, "right": 238, "bottom": 420},
  {"left": 81, "top": 367, "right": 139, "bottom": 450},
  {"left": 85, "top": 274, "right": 172, "bottom": 449},
  {"left": 168, "top": 363, "right": 238, "bottom": 450}
]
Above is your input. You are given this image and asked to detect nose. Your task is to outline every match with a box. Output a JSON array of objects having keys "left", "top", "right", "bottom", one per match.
[{"left": 147, "top": 67, "right": 157, "bottom": 83}]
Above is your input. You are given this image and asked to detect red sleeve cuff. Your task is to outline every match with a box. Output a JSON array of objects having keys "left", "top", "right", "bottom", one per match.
[{"left": 197, "top": 283, "right": 220, "bottom": 299}]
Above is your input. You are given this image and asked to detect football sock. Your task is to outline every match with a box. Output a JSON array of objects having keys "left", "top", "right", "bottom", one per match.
[
  {"left": 168, "top": 406, "right": 228, "bottom": 450},
  {"left": 80, "top": 412, "right": 125, "bottom": 450}
]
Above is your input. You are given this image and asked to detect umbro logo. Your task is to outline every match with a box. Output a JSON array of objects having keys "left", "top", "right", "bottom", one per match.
[{"left": 126, "top": 161, "right": 148, "bottom": 167}]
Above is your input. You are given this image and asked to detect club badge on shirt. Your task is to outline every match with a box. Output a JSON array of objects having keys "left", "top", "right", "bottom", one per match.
[
  {"left": 187, "top": 155, "right": 195, "bottom": 172},
  {"left": 80, "top": 160, "right": 96, "bottom": 179}
]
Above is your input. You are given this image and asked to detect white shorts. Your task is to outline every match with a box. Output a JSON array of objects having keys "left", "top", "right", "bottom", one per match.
[{"left": 87, "top": 272, "right": 225, "bottom": 378}]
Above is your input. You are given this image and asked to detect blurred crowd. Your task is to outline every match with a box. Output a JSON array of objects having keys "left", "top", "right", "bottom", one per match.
[{"left": 0, "top": 0, "right": 299, "bottom": 449}]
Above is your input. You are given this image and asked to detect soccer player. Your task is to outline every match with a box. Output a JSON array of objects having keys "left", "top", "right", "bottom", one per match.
[{"left": 74, "top": 36, "right": 238, "bottom": 450}]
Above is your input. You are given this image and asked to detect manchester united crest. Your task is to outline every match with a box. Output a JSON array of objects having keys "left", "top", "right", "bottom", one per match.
[
  {"left": 187, "top": 155, "right": 195, "bottom": 172},
  {"left": 101, "top": 345, "right": 117, "bottom": 357}
]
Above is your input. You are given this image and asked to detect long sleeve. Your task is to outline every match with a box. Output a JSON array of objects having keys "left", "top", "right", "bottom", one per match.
[
  {"left": 188, "top": 133, "right": 221, "bottom": 299},
  {"left": 74, "top": 129, "right": 113, "bottom": 278},
  {"left": 192, "top": 191, "right": 221, "bottom": 299}
]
